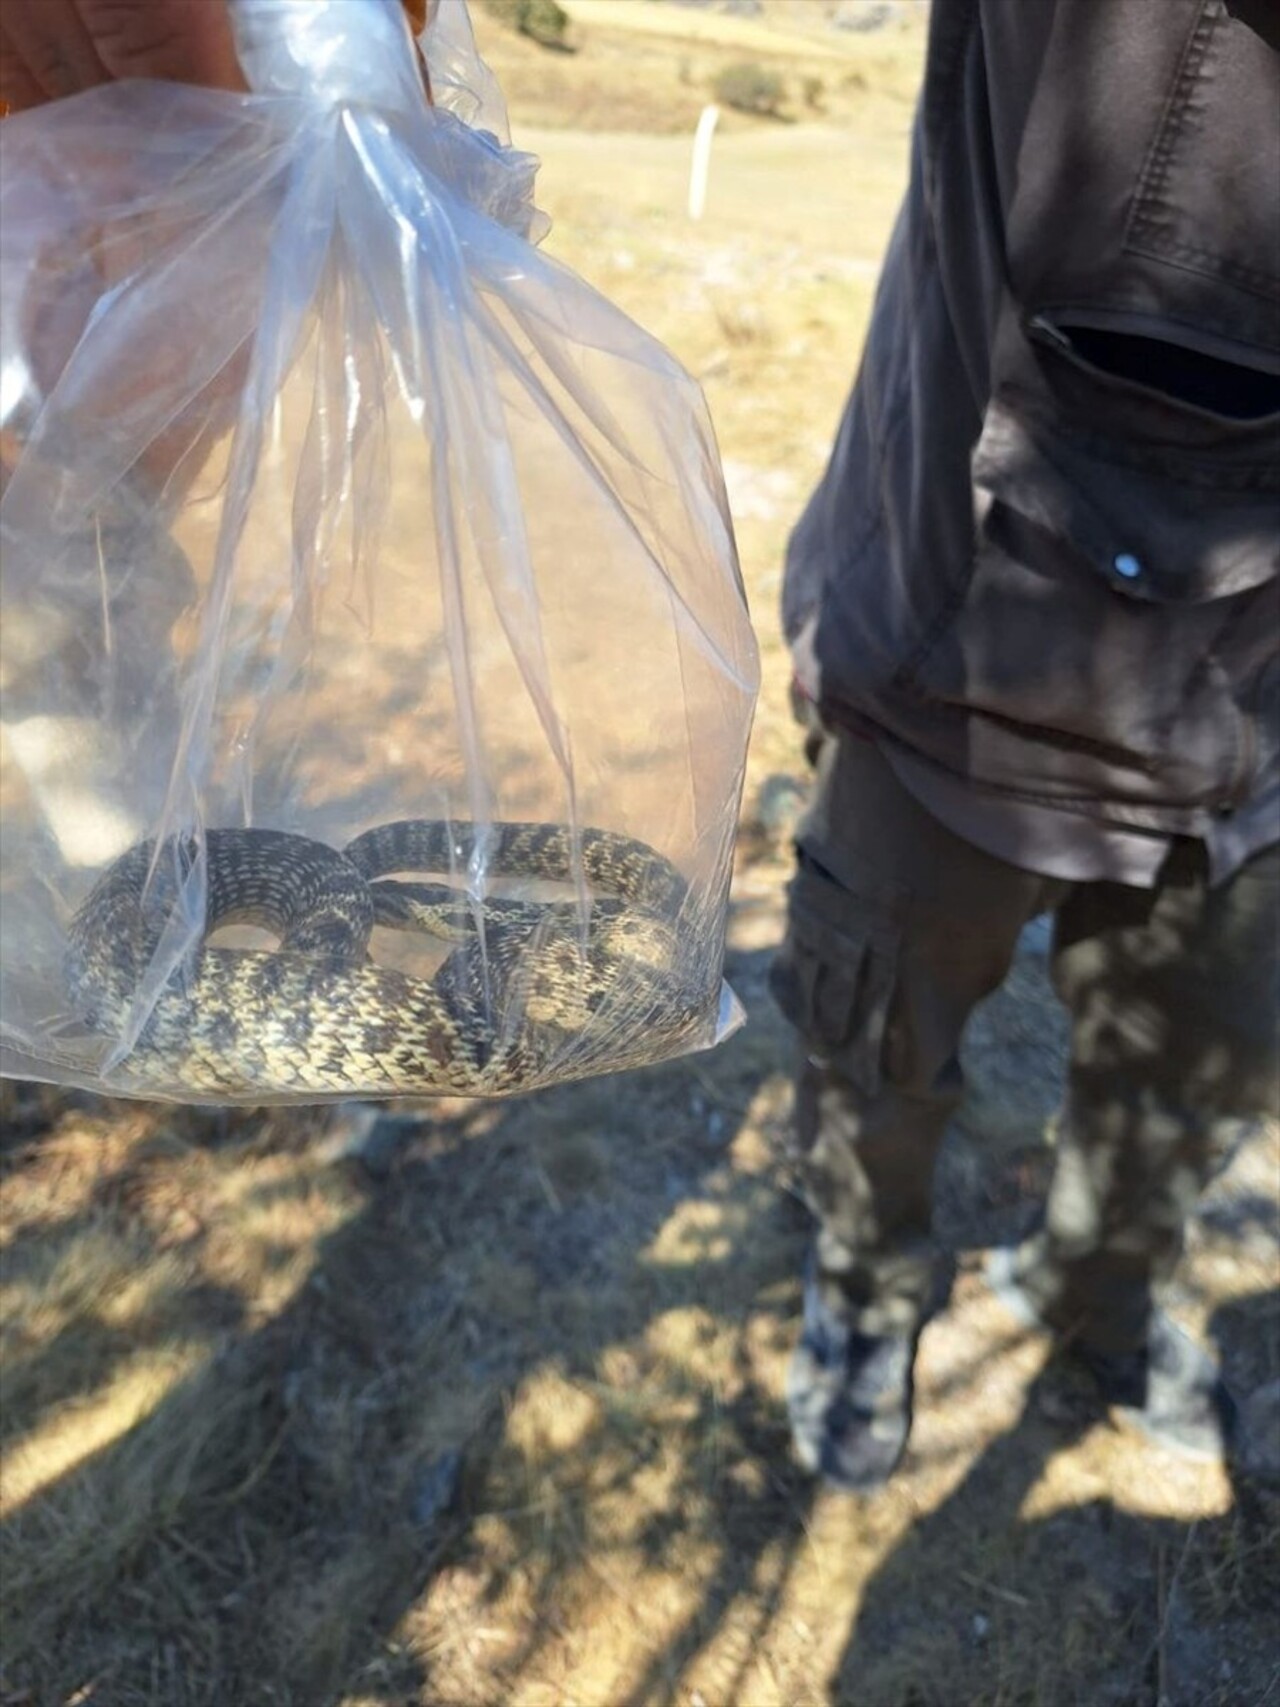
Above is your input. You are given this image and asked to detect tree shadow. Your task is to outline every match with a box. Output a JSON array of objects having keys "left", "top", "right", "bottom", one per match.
[
  {"left": 3, "top": 907, "right": 1275, "bottom": 1706},
  {"left": 831, "top": 1287, "right": 1280, "bottom": 1707},
  {"left": 0, "top": 933, "right": 823, "bottom": 1705}
]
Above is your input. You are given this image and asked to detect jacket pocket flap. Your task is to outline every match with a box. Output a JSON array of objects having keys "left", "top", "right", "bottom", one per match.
[{"left": 973, "top": 400, "right": 1280, "bottom": 606}]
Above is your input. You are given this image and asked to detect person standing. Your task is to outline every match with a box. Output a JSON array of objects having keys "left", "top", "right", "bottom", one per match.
[{"left": 774, "top": 0, "right": 1280, "bottom": 1490}]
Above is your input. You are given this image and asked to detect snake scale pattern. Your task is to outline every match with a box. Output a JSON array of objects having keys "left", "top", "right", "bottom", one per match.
[{"left": 66, "top": 820, "right": 709, "bottom": 1097}]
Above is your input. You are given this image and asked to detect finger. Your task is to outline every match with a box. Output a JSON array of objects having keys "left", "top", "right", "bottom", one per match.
[
  {"left": 1, "top": 0, "right": 110, "bottom": 104},
  {"left": 400, "top": 0, "right": 433, "bottom": 104},
  {"left": 73, "top": 0, "right": 245, "bottom": 91},
  {"left": 0, "top": 37, "right": 47, "bottom": 114}
]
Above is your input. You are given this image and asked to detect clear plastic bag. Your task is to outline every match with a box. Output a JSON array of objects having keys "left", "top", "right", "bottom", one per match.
[{"left": 0, "top": 0, "right": 758, "bottom": 1104}]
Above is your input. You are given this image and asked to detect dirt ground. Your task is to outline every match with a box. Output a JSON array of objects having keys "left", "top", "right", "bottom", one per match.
[{"left": 2, "top": 5, "right": 1279, "bottom": 1705}]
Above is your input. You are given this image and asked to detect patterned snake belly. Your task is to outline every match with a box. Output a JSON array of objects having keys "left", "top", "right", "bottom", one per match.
[{"left": 65, "top": 820, "right": 708, "bottom": 1097}]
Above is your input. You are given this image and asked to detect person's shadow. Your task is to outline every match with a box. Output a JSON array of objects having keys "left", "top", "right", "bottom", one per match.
[{"left": 832, "top": 1287, "right": 1280, "bottom": 1707}]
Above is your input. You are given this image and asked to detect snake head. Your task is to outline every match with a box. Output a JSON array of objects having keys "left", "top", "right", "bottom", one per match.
[{"left": 593, "top": 909, "right": 679, "bottom": 974}]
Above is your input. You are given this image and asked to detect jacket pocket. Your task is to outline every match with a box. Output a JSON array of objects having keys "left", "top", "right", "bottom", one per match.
[
  {"left": 903, "top": 301, "right": 1280, "bottom": 810},
  {"left": 770, "top": 853, "right": 900, "bottom": 1096}
]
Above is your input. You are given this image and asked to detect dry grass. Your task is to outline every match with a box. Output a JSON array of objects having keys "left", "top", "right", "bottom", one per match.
[
  {"left": 4, "top": 7, "right": 1280, "bottom": 1706},
  {"left": 478, "top": 0, "right": 923, "bottom": 135},
  {"left": 4, "top": 1051, "right": 1276, "bottom": 1706}
]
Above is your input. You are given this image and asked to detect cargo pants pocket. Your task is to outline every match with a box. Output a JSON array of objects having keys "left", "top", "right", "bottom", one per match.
[{"left": 769, "top": 850, "right": 902, "bottom": 1100}]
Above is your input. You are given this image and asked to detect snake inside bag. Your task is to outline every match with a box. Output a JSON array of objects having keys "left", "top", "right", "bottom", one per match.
[{"left": 0, "top": 0, "right": 758, "bottom": 1103}]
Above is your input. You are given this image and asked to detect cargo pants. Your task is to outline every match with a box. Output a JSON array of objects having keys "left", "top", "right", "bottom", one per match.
[{"left": 770, "top": 722, "right": 1280, "bottom": 1355}]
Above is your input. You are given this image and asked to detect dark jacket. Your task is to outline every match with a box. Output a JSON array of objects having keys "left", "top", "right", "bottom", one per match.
[{"left": 784, "top": 0, "right": 1279, "bottom": 874}]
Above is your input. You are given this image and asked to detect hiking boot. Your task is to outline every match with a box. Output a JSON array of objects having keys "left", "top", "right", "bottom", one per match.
[
  {"left": 787, "top": 1270, "right": 915, "bottom": 1492},
  {"left": 985, "top": 1244, "right": 1237, "bottom": 1463}
]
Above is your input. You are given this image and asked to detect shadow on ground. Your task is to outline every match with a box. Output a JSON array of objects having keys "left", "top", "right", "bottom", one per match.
[
  {"left": 834, "top": 1288, "right": 1280, "bottom": 1707},
  {"left": 2, "top": 918, "right": 1277, "bottom": 1707}
]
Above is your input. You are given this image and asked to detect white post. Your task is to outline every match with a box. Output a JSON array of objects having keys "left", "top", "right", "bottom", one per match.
[{"left": 688, "top": 103, "right": 721, "bottom": 221}]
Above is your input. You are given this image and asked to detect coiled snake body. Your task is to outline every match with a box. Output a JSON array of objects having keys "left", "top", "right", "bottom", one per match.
[{"left": 66, "top": 820, "right": 708, "bottom": 1097}]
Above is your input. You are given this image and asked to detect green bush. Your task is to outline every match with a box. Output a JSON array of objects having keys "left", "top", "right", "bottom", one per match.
[
  {"left": 481, "top": 0, "right": 570, "bottom": 50},
  {"left": 713, "top": 62, "right": 785, "bottom": 118}
]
